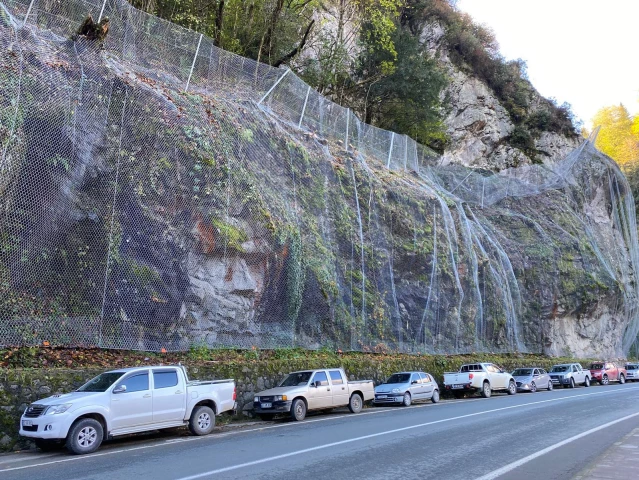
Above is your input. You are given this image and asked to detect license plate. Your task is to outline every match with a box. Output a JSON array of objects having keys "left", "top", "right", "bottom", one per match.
[
  {"left": 377, "top": 395, "right": 387, "bottom": 399},
  {"left": 452, "top": 384, "right": 464, "bottom": 389},
  {"left": 22, "top": 420, "right": 33, "bottom": 427},
  {"left": 260, "top": 402, "right": 272, "bottom": 409}
]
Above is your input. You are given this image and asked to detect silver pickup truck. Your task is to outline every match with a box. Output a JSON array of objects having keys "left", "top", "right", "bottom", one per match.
[
  {"left": 20, "top": 365, "right": 236, "bottom": 454},
  {"left": 548, "top": 363, "right": 591, "bottom": 388},
  {"left": 253, "top": 368, "right": 374, "bottom": 421}
]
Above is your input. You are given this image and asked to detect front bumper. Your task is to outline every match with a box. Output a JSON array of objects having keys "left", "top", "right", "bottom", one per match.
[
  {"left": 19, "top": 414, "right": 70, "bottom": 440},
  {"left": 253, "top": 400, "right": 292, "bottom": 414},
  {"left": 516, "top": 382, "right": 533, "bottom": 391},
  {"left": 550, "top": 377, "right": 571, "bottom": 385},
  {"left": 373, "top": 394, "right": 404, "bottom": 404}
]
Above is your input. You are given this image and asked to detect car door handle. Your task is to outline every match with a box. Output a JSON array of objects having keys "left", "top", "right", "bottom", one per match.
[
  {"left": 341, "top": 387, "right": 345, "bottom": 390},
  {"left": 143, "top": 394, "right": 151, "bottom": 398},
  {"left": 175, "top": 390, "right": 183, "bottom": 394},
  {"left": 327, "top": 388, "right": 331, "bottom": 391}
]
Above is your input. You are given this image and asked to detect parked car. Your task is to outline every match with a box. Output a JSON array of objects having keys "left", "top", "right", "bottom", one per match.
[
  {"left": 443, "top": 363, "right": 516, "bottom": 398},
  {"left": 19, "top": 365, "right": 236, "bottom": 455},
  {"left": 373, "top": 371, "right": 440, "bottom": 406},
  {"left": 548, "top": 363, "right": 591, "bottom": 388},
  {"left": 625, "top": 363, "right": 639, "bottom": 382},
  {"left": 511, "top": 367, "right": 553, "bottom": 392},
  {"left": 587, "top": 362, "right": 626, "bottom": 385},
  {"left": 253, "top": 368, "right": 374, "bottom": 421}
]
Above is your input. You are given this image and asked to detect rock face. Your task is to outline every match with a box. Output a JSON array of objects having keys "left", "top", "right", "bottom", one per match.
[
  {"left": 420, "top": 21, "right": 581, "bottom": 170},
  {"left": 1, "top": 1, "right": 638, "bottom": 358}
]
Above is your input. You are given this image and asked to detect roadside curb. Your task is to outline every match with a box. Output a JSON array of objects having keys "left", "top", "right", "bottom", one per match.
[{"left": 574, "top": 426, "right": 639, "bottom": 479}]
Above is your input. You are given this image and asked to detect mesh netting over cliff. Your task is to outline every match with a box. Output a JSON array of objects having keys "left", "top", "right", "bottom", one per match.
[{"left": 1, "top": 0, "right": 639, "bottom": 356}]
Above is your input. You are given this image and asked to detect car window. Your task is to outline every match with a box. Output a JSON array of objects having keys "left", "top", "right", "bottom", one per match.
[
  {"left": 329, "top": 370, "right": 343, "bottom": 385},
  {"left": 540, "top": 369, "right": 546, "bottom": 374},
  {"left": 312, "top": 371, "right": 329, "bottom": 386},
  {"left": 420, "top": 373, "right": 429, "bottom": 383},
  {"left": 154, "top": 370, "right": 178, "bottom": 389},
  {"left": 572, "top": 365, "right": 578, "bottom": 372},
  {"left": 116, "top": 373, "right": 149, "bottom": 393}
]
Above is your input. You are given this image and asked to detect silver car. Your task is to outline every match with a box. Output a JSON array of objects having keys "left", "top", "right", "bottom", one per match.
[
  {"left": 512, "top": 367, "right": 553, "bottom": 392},
  {"left": 626, "top": 363, "right": 639, "bottom": 382},
  {"left": 374, "top": 371, "right": 440, "bottom": 407}
]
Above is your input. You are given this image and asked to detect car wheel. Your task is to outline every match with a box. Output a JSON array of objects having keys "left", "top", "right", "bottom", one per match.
[
  {"left": 507, "top": 380, "right": 517, "bottom": 395},
  {"left": 291, "top": 399, "right": 307, "bottom": 421},
  {"left": 481, "top": 381, "right": 492, "bottom": 398},
  {"left": 349, "top": 393, "right": 363, "bottom": 413},
  {"left": 547, "top": 381, "right": 553, "bottom": 391},
  {"left": 65, "top": 418, "right": 103, "bottom": 455},
  {"left": 258, "top": 413, "right": 275, "bottom": 421},
  {"left": 569, "top": 378, "right": 575, "bottom": 388},
  {"left": 189, "top": 406, "right": 215, "bottom": 436},
  {"left": 431, "top": 389, "right": 440, "bottom": 404},
  {"left": 530, "top": 382, "right": 537, "bottom": 393},
  {"left": 602, "top": 375, "right": 609, "bottom": 385},
  {"left": 619, "top": 374, "right": 626, "bottom": 384},
  {"left": 35, "top": 439, "right": 63, "bottom": 452},
  {"left": 584, "top": 376, "right": 590, "bottom": 387},
  {"left": 401, "top": 392, "right": 412, "bottom": 407}
]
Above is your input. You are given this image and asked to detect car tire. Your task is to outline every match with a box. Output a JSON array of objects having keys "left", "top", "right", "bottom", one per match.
[
  {"left": 291, "top": 399, "right": 307, "bottom": 421},
  {"left": 481, "top": 381, "right": 491, "bottom": 398},
  {"left": 619, "top": 374, "right": 626, "bottom": 384},
  {"left": 584, "top": 376, "right": 590, "bottom": 387},
  {"left": 401, "top": 392, "right": 411, "bottom": 407},
  {"left": 349, "top": 393, "right": 363, "bottom": 413},
  {"left": 431, "top": 389, "right": 440, "bottom": 404},
  {"left": 258, "top": 413, "right": 275, "bottom": 421},
  {"left": 530, "top": 382, "right": 537, "bottom": 393},
  {"left": 65, "top": 418, "right": 103, "bottom": 455},
  {"left": 35, "top": 439, "right": 63, "bottom": 452},
  {"left": 602, "top": 375, "right": 609, "bottom": 385},
  {"left": 547, "top": 381, "right": 553, "bottom": 391},
  {"left": 189, "top": 406, "right": 215, "bottom": 436},
  {"left": 507, "top": 380, "right": 517, "bottom": 395},
  {"left": 569, "top": 378, "right": 575, "bottom": 388}
]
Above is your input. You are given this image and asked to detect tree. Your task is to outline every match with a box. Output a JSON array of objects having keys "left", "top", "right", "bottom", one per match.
[{"left": 591, "top": 104, "right": 639, "bottom": 169}]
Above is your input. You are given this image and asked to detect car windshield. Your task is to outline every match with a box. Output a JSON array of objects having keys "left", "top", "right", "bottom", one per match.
[
  {"left": 384, "top": 373, "right": 411, "bottom": 384},
  {"left": 590, "top": 363, "right": 604, "bottom": 370},
  {"left": 512, "top": 369, "right": 533, "bottom": 376},
  {"left": 550, "top": 366, "right": 568, "bottom": 373},
  {"left": 627, "top": 365, "right": 638, "bottom": 370},
  {"left": 77, "top": 372, "right": 125, "bottom": 392},
  {"left": 279, "top": 371, "right": 313, "bottom": 387}
]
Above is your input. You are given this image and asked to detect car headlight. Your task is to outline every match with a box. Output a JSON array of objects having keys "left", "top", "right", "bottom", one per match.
[
  {"left": 254, "top": 396, "right": 259, "bottom": 402},
  {"left": 392, "top": 388, "right": 401, "bottom": 393},
  {"left": 45, "top": 404, "right": 72, "bottom": 415},
  {"left": 274, "top": 395, "right": 288, "bottom": 401}
]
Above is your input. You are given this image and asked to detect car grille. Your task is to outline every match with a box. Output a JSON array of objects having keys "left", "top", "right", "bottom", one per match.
[
  {"left": 24, "top": 404, "right": 47, "bottom": 418},
  {"left": 516, "top": 382, "right": 522, "bottom": 387},
  {"left": 22, "top": 425, "right": 38, "bottom": 432},
  {"left": 258, "top": 396, "right": 274, "bottom": 402}
]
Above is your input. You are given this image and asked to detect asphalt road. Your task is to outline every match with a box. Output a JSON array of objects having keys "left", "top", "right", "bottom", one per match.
[{"left": 2, "top": 383, "right": 639, "bottom": 480}]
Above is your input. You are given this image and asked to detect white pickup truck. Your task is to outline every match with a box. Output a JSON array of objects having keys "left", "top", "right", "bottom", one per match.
[
  {"left": 253, "top": 368, "right": 374, "bottom": 421},
  {"left": 19, "top": 365, "right": 236, "bottom": 454},
  {"left": 443, "top": 363, "right": 517, "bottom": 398}
]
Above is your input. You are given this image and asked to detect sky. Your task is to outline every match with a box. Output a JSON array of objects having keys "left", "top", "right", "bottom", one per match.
[{"left": 456, "top": 0, "right": 639, "bottom": 127}]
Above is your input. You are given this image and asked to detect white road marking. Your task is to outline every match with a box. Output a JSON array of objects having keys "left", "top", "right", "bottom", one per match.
[
  {"left": 2, "top": 385, "right": 637, "bottom": 474},
  {"left": 474, "top": 411, "right": 639, "bottom": 480},
  {"left": 173, "top": 387, "right": 639, "bottom": 480}
]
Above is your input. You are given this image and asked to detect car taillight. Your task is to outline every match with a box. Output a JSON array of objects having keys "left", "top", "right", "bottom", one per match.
[
  {"left": 469, "top": 373, "right": 474, "bottom": 379},
  {"left": 233, "top": 387, "right": 237, "bottom": 401}
]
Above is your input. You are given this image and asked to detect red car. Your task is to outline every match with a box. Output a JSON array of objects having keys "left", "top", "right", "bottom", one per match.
[{"left": 588, "top": 362, "right": 627, "bottom": 385}]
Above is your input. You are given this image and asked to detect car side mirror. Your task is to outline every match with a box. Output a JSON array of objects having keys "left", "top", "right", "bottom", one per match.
[
  {"left": 113, "top": 385, "right": 127, "bottom": 394},
  {"left": 411, "top": 380, "right": 418, "bottom": 385}
]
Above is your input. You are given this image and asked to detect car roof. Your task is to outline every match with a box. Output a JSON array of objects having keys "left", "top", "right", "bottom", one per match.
[
  {"left": 390, "top": 371, "right": 424, "bottom": 375},
  {"left": 105, "top": 365, "right": 180, "bottom": 374}
]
